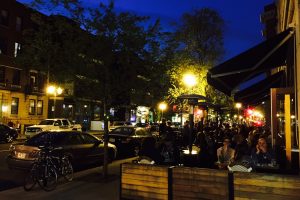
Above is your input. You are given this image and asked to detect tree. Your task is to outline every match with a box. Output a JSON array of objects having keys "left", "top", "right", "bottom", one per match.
[
  {"left": 175, "top": 8, "right": 225, "bottom": 66},
  {"left": 25, "top": 0, "right": 170, "bottom": 178},
  {"left": 166, "top": 8, "right": 230, "bottom": 107}
]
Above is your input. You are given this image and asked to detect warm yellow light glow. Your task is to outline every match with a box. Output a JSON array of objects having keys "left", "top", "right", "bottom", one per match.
[
  {"left": 47, "top": 85, "right": 63, "bottom": 95},
  {"left": 2, "top": 105, "right": 8, "bottom": 112},
  {"left": 158, "top": 102, "right": 167, "bottom": 111},
  {"left": 183, "top": 149, "right": 198, "bottom": 155},
  {"left": 47, "top": 85, "right": 56, "bottom": 94},
  {"left": 291, "top": 115, "right": 296, "bottom": 119},
  {"left": 57, "top": 87, "right": 63, "bottom": 95},
  {"left": 235, "top": 103, "right": 242, "bottom": 109},
  {"left": 183, "top": 74, "right": 197, "bottom": 87},
  {"left": 234, "top": 114, "right": 237, "bottom": 118}
]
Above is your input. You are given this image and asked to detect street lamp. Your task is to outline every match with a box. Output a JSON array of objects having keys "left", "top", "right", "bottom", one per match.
[
  {"left": 47, "top": 85, "right": 63, "bottom": 118},
  {"left": 158, "top": 102, "right": 167, "bottom": 121},
  {"left": 183, "top": 73, "right": 197, "bottom": 88},
  {"left": 235, "top": 103, "right": 242, "bottom": 124},
  {"left": 183, "top": 73, "right": 198, "bottom": 154}
]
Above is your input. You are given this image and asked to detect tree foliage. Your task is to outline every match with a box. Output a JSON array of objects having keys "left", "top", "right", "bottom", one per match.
[
  {"left": 22, "top": 0, "right": 170, "bottom": 107},
  {"left": 166, "top": 8, "right": 230, "bottom": 107}
]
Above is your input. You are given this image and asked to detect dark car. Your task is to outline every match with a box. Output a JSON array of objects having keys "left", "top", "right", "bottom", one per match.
[
  {"left": 108, "top": 126, "right": 154, "bottom": 156},
  {"left": 0, "top": 124, "right": 18, "bottom": 143},
  {"left": 6, "top": 131, "right": 117, "bottom": 170}
]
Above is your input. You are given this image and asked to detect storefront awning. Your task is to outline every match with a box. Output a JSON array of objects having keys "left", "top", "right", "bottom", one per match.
[
  {"left": 207, "top": 28, "right": 294, "bottom": 95},
  {"left": 234, "top": 70, "right": 285, "bottom": 105}
]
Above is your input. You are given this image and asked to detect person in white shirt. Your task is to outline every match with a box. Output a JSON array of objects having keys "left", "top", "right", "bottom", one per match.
[{"left": 217, "top": 137, "right": 235, "bottom": 169}]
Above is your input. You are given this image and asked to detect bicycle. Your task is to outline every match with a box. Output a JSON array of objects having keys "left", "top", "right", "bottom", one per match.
[{"left": 23, "top": 145, "right": 73, "bottom": 191}]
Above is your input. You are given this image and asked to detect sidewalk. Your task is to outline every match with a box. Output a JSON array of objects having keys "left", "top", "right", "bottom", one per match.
[{"left": 0, "top": 158, "right": 134, "bottom": 200}]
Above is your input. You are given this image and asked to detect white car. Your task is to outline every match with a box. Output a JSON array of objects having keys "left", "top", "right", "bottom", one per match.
[{"left": 25, "top": 118, "right": 82, "bottom": 138}]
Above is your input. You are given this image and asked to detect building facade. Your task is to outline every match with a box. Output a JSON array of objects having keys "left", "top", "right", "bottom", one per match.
[{"left": 0, "top": 0, "right": 48, "bottom": 133}]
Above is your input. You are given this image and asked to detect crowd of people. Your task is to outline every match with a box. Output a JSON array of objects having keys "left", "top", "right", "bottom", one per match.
[{"left": 138, "top": 119, "right": 281, "bottom": 171}]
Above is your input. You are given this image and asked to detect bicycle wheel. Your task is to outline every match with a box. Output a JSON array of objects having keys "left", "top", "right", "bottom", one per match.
[
  {"left": 38, "top": 165, "right": 58, "bottom": 191},
  {"left": 23, "top": 163, "right": 38, "bottom": 191},
  {"left": 62, "top": 158, "right": 73, "bottom": 182}
]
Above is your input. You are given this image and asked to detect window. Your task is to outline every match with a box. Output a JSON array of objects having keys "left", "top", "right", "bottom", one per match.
[
  {"left": 0, "top": 67, "right": 5, "bottom": 83},
  {"left": 67, "top": 133, "right": 83, "bottom": 145},
  {"left": 30, "top": 72, "right": 37, "bottom": 86},
  {"left": 37, "top": 100, "right": 43, "bottom": 115},
  {"left": 16, "top": 16, "right": 22, "bottom": 31},
  {"left": 0, "top": 38, "right": 8, "bottom": 55},
  {"left": 62, "top": 120, "right": 69, "bottom": 126},
  {"left": 12, "top": 69, "right": 21, "bottom": 85},
  {"left": 0, "top": 10, "right": 9, "bottom": 26},
  {"left": 81, "top": 133, "right": 98, "bottom": 144},
  {"left": 29, "top": 99, "right": 36, "bottom": 115},
  {"left": 11, "top": 97, "right": 19, "bottom": 115},
  {"left": 14, "top": 43, "right": 21, "bottom": 57}
]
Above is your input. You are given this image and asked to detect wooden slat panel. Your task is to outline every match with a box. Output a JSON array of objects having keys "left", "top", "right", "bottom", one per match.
[
  {"left": 234, "top": 173, "right": 300, "bottom": 189},
  {"left": 173, "top": 167, "right": 228, "bottom": 177},
  {"left": 234, "top": 190, "right": 299, "bottom": 200},
  {"left": 172, "top": 167, "right": 228, "bottom": 200},
  {"left": 173, "top": 184, "right": 227, "bottom": 195},
  {"left": 122, "top": 189, "right": 168, "bottom": 200},
  {"left": 234, "top": 172, "right": 300, "bottom": 200},
  {"left": 122, "top": 163, "right": 169, "bottom": 171},
  {"left": 173, "top": 190, "right": 226, "bottom": 200},
  {"left": 122, "top": 168, "right": 168, "bottom": 177},
  {"left": 235, "top": 184, "right": 300, "bottom": 197},
  {"left": 173, "top": 173, "right": 228, "bottom": 183},
  {"left": 121, "top": 163, "right": 169, "bottom": 200},
  {"left": 122, "top": 174, "right": 168, "bottom": 183},
  {"left": 122, "top": 178, "right": 168, "bottom": 189},
  {"left": 122, "top": 184, "right": 168, "bottom": 194}
]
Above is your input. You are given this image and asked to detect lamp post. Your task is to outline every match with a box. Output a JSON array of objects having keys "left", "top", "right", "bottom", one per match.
[
  {"left": 47, "top": 85, "right": 63, "bottom": 118},
  {"left": 158, "top": 102, "right": 167, "bottom": 122},
  {"left": 183, "top": 73, "right": 197, "bottom": 154},
  {"left": 235, "top": 103, "right": 242, "bottom": 124}
]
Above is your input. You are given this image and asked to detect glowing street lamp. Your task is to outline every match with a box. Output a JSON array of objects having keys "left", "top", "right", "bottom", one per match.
[
  {"left": 183, "top": 73, "right": 197, "bottom": 88},
  {"left": 235, "top": 103, "right": 242, "bottom": 124},
  {"left": 182, "top": 73, "right": 198, "bottom": 154},
  {"left": 47, "top": 85, "right": 63, "bottom": 118},
  {"left": 158, "top": 102, "right": 167, "bottom": 121}
]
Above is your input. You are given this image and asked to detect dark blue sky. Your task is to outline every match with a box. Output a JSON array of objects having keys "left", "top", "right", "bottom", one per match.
[{"left": 19, "top": 0, "right": 274, "bottom": 61}]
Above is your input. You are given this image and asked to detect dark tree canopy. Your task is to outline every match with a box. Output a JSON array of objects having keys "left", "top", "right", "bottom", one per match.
[{"left": 176, "top": 8, "right": 225, "bottom": 66}]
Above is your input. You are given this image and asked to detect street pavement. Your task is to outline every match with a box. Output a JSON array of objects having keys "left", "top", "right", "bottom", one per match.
[{"left": 0, "top": 157, "right": 136, "bottom": 200}]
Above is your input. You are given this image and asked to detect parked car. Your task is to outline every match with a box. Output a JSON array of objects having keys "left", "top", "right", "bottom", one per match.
[
  {"left": 7, "top": 131, "right": 117, "bottom": 170},
  {"left": 0, "top": 124, "right": 18, "bottom": 143},
  {"left": 109, "top": 121, "right": 131, "bottom": 132},
  {"left": 25, "top": 118, "right": 82, "bottom": 139},
  {"left": 108, "top": 126, "right": 154, "bottom": 156}
]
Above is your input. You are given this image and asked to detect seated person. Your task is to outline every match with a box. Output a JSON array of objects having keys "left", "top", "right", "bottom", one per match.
[
  {"left": 216, "top": 137, "right": 235, "bottom": 169},
  {"left": 159, "top": 133, "right": 180, "bottom": 165},
  {"left": 251, "top": 137, "right": 276, "bottom": 166},
  {"left": 138, "top": 137, "right": 162, "bottom": 164}
]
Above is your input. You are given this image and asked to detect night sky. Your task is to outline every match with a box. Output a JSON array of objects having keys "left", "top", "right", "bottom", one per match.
[{"left": 18, "top": 0, "right": 274, "bottom": 62}]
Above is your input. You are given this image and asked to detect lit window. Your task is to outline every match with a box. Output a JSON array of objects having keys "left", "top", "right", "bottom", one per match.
[
  {"left": 37, "top": 100, "right": 43, "bottom": 115},
  {"left": 29, "top": 99, "right": 36, "bottom": 115},
  {"left": 11, "top": 97, "right": 19, "bottom": 115},
  {"left": 14, "top": 42, "right": 21, "bottom": 57}
]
